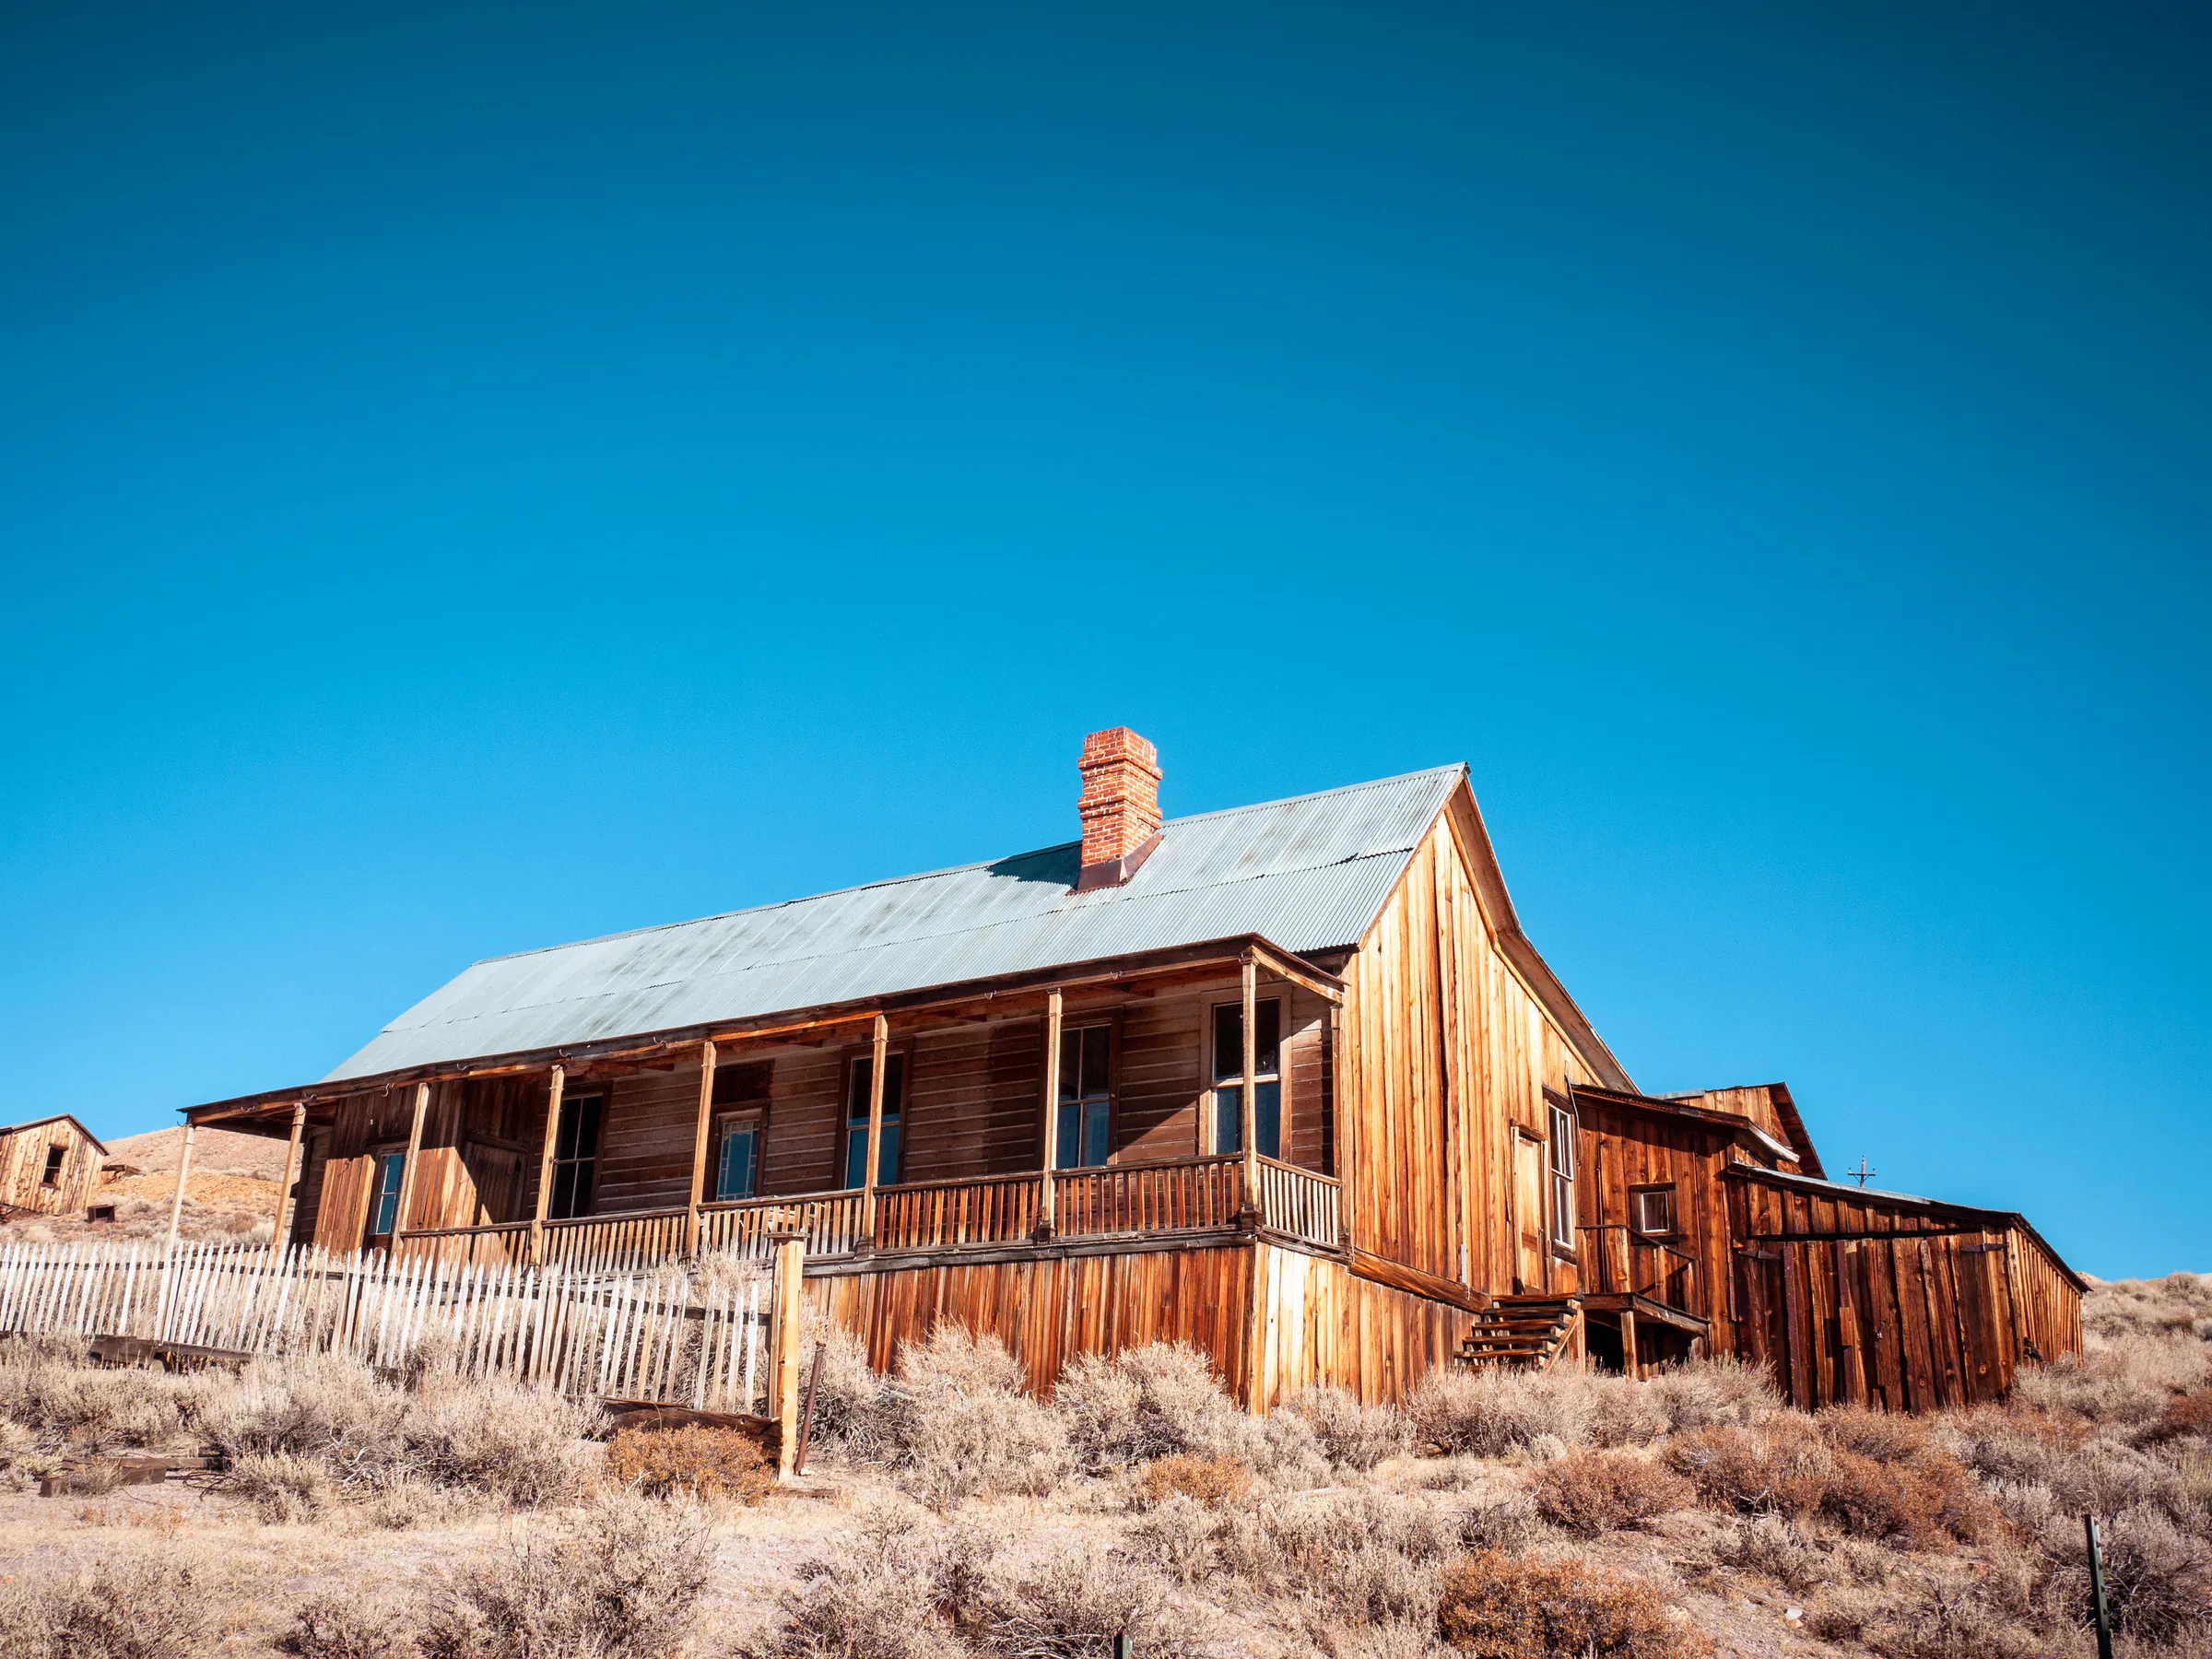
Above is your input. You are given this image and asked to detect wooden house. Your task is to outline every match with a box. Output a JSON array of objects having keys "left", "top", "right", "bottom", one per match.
[
  {"left": 177, "top": 728, "right": 2080, "bottom": 1407},
  {"left": 0, "top": 1114, "right": 108, "bottom": 1218}
]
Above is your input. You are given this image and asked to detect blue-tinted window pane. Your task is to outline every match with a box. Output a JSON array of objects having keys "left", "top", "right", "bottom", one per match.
[
  {"left": 1255, "top": 1081, "right": 1281, "bottom": 1160},
  {"left": 877, "top": 1122, "right": 900, "bottom": 1185},
  {"left": 1214, "top": 1087, "right": 1241, "bottom": 1155},
  {"left": 844, "top": 1125, "right": 867, "bottom": 1190},
  {"left": 718, "top": 1128, "right": 757, "bottom": 1200},
  {"left": 1056, "top": 1101, "right": 1080, "bottom": 1168},
  {"left": 1085, "top": 1100, "right": 1111, "bottom": 1167},
  {"left": 372, "top": 1152, "right": 406, "bottom": 1234}
]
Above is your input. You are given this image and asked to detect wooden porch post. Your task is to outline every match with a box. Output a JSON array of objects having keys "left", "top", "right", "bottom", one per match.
[
  {"left": 686, "top": 1040, "right": 718, "bottom": 1255},
  {"left": 273, "top": 1103, "right": 307, "bottom": 1245},
  {"left": 1240, "top": 955, "right": 1260, "bottom": 1195},
  {"left": 861, "top": 1014, "right": 888, "bottom": 1240},
  {"left": 389, "top": 1082, "right": 431, "bottom": 1253},
  {"left": 162, "top": 1121, "right": 197, "bottom": 1257},
  {"left": 1620, "top": 1307, "right": 1641, "bottom": 1380},
  {"left": 1329, "top": 1000, "right": 1353, "bottom": 1252},
  {"left": 531, "top": 1065, "right": 564, "bottom": 1266},
  {"left": 1039, "top": 987, "right": 1062, "bottom": 1236}
]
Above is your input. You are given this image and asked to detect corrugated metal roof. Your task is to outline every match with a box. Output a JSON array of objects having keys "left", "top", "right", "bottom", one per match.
[{"left": 325, "top": 765, "right": 1466, "bottom": 1082}]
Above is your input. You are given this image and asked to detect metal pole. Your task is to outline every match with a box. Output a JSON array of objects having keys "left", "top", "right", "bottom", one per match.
[
  {"left": 2086, "top": 1513, "right": 2113, "bottom": 1659},
  {"left": 794, "top": 1340, "right": 827, "bottom": 1475}
]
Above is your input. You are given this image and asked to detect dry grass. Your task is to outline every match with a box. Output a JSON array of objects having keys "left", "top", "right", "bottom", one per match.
[
  {"left": 605, "top": 1423, "right": 776, "bottom": 1503},
  {"left": 0, "top": 1548, "right": 213, "bottom": 1658},
  {"left": 1665, "top": 1413, "right": 1995, "bottom": 1547},
  {"left": 1434, "top": 1550, "right": 1711, "bottom": 1658}
]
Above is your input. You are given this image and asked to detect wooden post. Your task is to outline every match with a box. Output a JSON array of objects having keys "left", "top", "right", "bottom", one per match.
[
  {"left": 767, "top": 1228, "right": 807, "bottom": 1480},
  {"left": 162, "top": 1121, "right": 197, "bottom": 1258},
  {"left": 685, "top": 1041, "right": 718, "bottom": 1255},
  {"left": 1240, "top": 955, "right": 1259, "bottom": 1187},
  {"left": 530, "top": 1065, "right": 564, "bottom": 1266},
  {"left": 1620, "top": 1307, "right": 1641, "bottom": 1380},
  {"left": 273, "top": 1103, "right": 307, "bottom": 1244},
  {"left": 1329, "top": 1000, "right": 1352, "bottom": 1252},
  {"left": 861, "top": 1015, "right": 888, "bottom": 1239},
  {"left": 389, "top": 1082, "right": 430, "bottom": 1253},
  {"left": 1039, "top": 987, "right": 1062, "bottom": 1236}
]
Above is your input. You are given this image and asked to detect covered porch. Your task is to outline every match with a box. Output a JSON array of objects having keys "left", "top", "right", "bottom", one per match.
[{"left": 187, "top": 935, "right": 1350, "bottom": 1277}]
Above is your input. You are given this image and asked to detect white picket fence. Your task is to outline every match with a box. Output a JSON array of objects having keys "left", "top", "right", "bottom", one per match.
[{"left": 0, "top": 1240, "right": 777, "bottom": 1413}]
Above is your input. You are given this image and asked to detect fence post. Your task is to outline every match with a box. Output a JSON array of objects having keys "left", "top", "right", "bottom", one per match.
[
  {"left": 766, "top": 1225, "right": 807, "bottom": 1480},
  {"left": 2086, "top": 1513, "right": 2113, "bottom": 1659}
]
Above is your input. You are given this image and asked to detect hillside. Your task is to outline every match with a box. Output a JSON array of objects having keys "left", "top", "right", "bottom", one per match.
[{"left": 0, "top": 1273, "right": 2201, "bottom": 1657}]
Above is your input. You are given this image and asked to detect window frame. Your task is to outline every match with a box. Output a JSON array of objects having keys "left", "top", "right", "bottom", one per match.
[
  {"left": 1206, "top": 994, "right": 1284, "bottom": 1160},
  {"left": 39, "top": 1145, "right": 65, "bottom": 1188},
  {"left": 546, "top": 1092, "right": 604, "bottom": 1221},
  {"left": 369, "top": 1147, "right": 409, "bottom": 1237},
  {"left": 1546, "top": 1091, "right": 1579, "bottom": 1256},
  {"left": 1630, "top": 1182, "right": 1678, "bottom": 1240},
  {"left": 840, "top": 1046, "right": 909, "bottom": 1191},
  {"left": 1055, "top": 1023, "right": 1115, "bottom": 1170},
  {"left": 715, "top": 1109, "right": 764, "bottom": 1202}
]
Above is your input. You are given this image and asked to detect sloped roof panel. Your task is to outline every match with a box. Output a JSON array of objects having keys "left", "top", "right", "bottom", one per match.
[{"left": 325, "top": 766, "right": 1465, "bottom": 1081}]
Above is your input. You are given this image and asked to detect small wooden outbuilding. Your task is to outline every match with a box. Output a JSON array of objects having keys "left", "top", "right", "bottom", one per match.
[{"left": 0, "top": 1114, "right": 108, "bottom": 1218}]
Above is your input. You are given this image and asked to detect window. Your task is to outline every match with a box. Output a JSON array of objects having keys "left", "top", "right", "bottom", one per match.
[
  {"left": 1210, "top": 999, "right": 1281, "bottom": 1159},
  {"left": 1632, "top": 1185, "right": 1677, "bottom": 1238},
  {"left": 40, "top": 1146, "right": 64, "bottom": 1187},
  {"left": 1056, "top": 1026, "right": 1112, "bottom": 1168},
  {"left": 716, "top": 1112, "right": 762, "bottom": 1201},
  {"left": 843, "top": 1053, "right": 903, "bottom": 1188},
  {"left": 547, "top": 1094, "right": 602, "bottom": 1220},
  {"left": 1547, "top": 1099, "right": 1577, "bottom": 1251},
  {"left": 371, "top": 1150, "right": 407, "bottom": 1235}
]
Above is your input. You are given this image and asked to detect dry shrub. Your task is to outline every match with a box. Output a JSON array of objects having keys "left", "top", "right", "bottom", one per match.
[
  {"left": 282, "top": 1595, "right": 416, "bottom": 1659},
  {"left": 1054, "top": 1340, "right": 1324, "bottom": 1483},
  {"left": 1865, "top": 1577, "right": 2048, "bottom": 1659},
  {"left": 2150, "top": 1388, "right": 2212, "bottom": 1445},
  {"left": 887, "top": 1325, "right": 1070, "bottom": 1507},
  {"left": 403, "top": 1372, "right": 600, "bottom": 1508},
  {"left": 1454, "top": 1486, "right": 1541, "bottom": 1554},
  {"left": 0, "top": 1549, "right": 213, "bottom": 1659},
  {"left": 1434, "top": 1551, "right": 1708, "bottom": 1658},
  {"left": 2044, "top": 1504, "right": 2212, "bottom": 1645},
  {"left": 1643, "top": 1357, "right": 1777, "bottom": 1433},
  {"left": 1666, "top": 1417, "right": 1993, "bottom": 1547},
  {"left": 1532, "top": 1451, "right": 1693, "bottom": 1535},
  {"left": 2018, "top": 1336, "right": 2210, "bottom": 1430},
  {"left": 231, "top": 1448, "right": 332, "bottom": 1522},
  {"left": 748, "top": 1507, "right": 944, "bottom": 1659},
  {"left": 1407, "top": 1367, "right": 1595, "bottom": 1457},
  {"left": 605, "top": 1422, "right": 775, "bottom": 1503},
  {"left": 1289, "top": 1384, "right": 1408, "bottom": 1471},
  {"left": 1219, "top": 1489, "right": 1456, "bottom": 1625},
  {"left": 1126, "top": 1493, "right": 1219, "bottom": 1584},
  {"left": 971, "top": 1537, "right": 1202, "bottom": 1659},
  {"left": 799, "top": 1314, "right": 893, "bottom": 1462},
  {"left": 418, "top": 1492, "right": 712, "bottom": 1659},
  {"left": 1131, "top": 1453, "right": 1253, "bottom": 1510},
  {"left": 1710, "top": 1514, "right": 1823, "bottom": 1591}
]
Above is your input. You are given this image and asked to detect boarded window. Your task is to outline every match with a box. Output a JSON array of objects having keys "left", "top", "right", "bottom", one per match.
[
  {"left": 1210, "top": 999, "right": 1281, "bottom": 1158},
  {"left": 844, "top": 1053, "right": 904, "bottom": 1188},
  {"left": 1632, "top": 1185, "right": 1677, "bottom": 1237},
  {"left": 1055, "top": 1026, "right": 1112, "bottom": 1169},
  {"left": 548, "top": 1095, "right": 603, "bottom": 1220}
]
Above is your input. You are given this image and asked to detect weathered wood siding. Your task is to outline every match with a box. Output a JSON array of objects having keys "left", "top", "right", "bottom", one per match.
[
  {"left": 1726, "top": 1171, "right": 2082, "bottom": 1412},
  {"left": 0, "top": 1119, "right": 103, "bottom": 1217},
  {"left": 1341, "top": 807, "right": 1597, "bottom": 1294},
  {"left": 1571, "top": 1097, "right": 1743, "bottom": 1346}
]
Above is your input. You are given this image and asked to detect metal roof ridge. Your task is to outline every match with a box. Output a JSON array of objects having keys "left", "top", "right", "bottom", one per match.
[{"left": 461, "top": 763, "right": 1470, "bottom": 969}]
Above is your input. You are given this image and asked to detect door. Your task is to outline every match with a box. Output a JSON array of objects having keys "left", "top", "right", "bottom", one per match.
[{"left": 1512, "top": 1131, "right": 1547, "bottom": 1292}]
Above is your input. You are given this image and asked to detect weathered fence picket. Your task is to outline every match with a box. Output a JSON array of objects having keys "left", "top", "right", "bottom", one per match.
[{"left": 0, "top": 1237, "right": 787, "bottom": 1413}]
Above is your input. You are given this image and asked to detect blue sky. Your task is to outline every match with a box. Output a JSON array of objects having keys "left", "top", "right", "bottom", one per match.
[{"left": 1, "top": 4, "right": 2205, "bottom": 1277}]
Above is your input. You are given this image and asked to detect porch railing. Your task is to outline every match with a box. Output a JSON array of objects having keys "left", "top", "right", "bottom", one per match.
[
  {"left": 1578, "top": 1223, "right": 1700, "bottom": 1316},
  {"left": 394, "top": 1154, "right": 1343, "bottom": 1270}
]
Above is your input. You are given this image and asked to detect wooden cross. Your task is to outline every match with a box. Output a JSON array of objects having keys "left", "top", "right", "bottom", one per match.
[{"left": 1848, "top": 1158, "right": 1877, "bottom": 1189}]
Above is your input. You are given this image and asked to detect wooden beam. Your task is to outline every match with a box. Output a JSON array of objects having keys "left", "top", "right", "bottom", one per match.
[
  {"left": 1240, "top": 955, "right": 1259, "bottom": 1190},
  {"left": 861, "top": 1014, "right": 888, "bottom": 1237},
  {"left": 531, "top": 1065, "right": 564, "bottom": 1266},
  {"left": 1620, "top": 1306, "right": 1641, "bottom": 1380},
  {"left": 174, "top": 934, "right": 1347, "bottom": 1122},
  {"left": 389, "top": 1082, "right": 431, "bottom": 1249},
  {"left": 1329, "top": 999, "right": 1352, "bottom": 1250},
  {"left": 161, "top": 1122, "right": 196, "bottom": 1258},
  {"left": 273, "top": 1103, "right": 306, "bottom": 1245},
  {"left": 685, "top": 1041, "right": 717, "bottom": 1255},
  {"left": 1040, "top": 988, "right": 1062, "bottom": 1235}
]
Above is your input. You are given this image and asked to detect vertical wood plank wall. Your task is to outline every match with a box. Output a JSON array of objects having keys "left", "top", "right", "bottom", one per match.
[
  {"left": 1341, "top": 813, "right": 1596, "bottom": 1294},
  {"left": 0, "top": 1121, "right": 103, "bottom": 1217}
]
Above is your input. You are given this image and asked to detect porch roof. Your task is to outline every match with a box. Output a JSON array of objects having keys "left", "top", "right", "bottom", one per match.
[{"left": 324, "top": 764, "right": 1466, "bottom": 1084}]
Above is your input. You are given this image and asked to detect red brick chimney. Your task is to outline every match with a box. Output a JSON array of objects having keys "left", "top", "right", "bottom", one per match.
[{"left": 1076, "top": 727, "right": 1163, "bottom": 891}]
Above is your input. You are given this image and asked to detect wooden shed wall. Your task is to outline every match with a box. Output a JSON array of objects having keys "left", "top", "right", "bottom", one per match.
[
  {"left": 0, "top": 1120, "right": 102, "bottom": 1218},
  {"left": 1341, "top": 808, "right": 1596, "bottom": 1294},
  {"left": 1570, "top": 1100, "right": 1747, "bottom": 1346}
]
